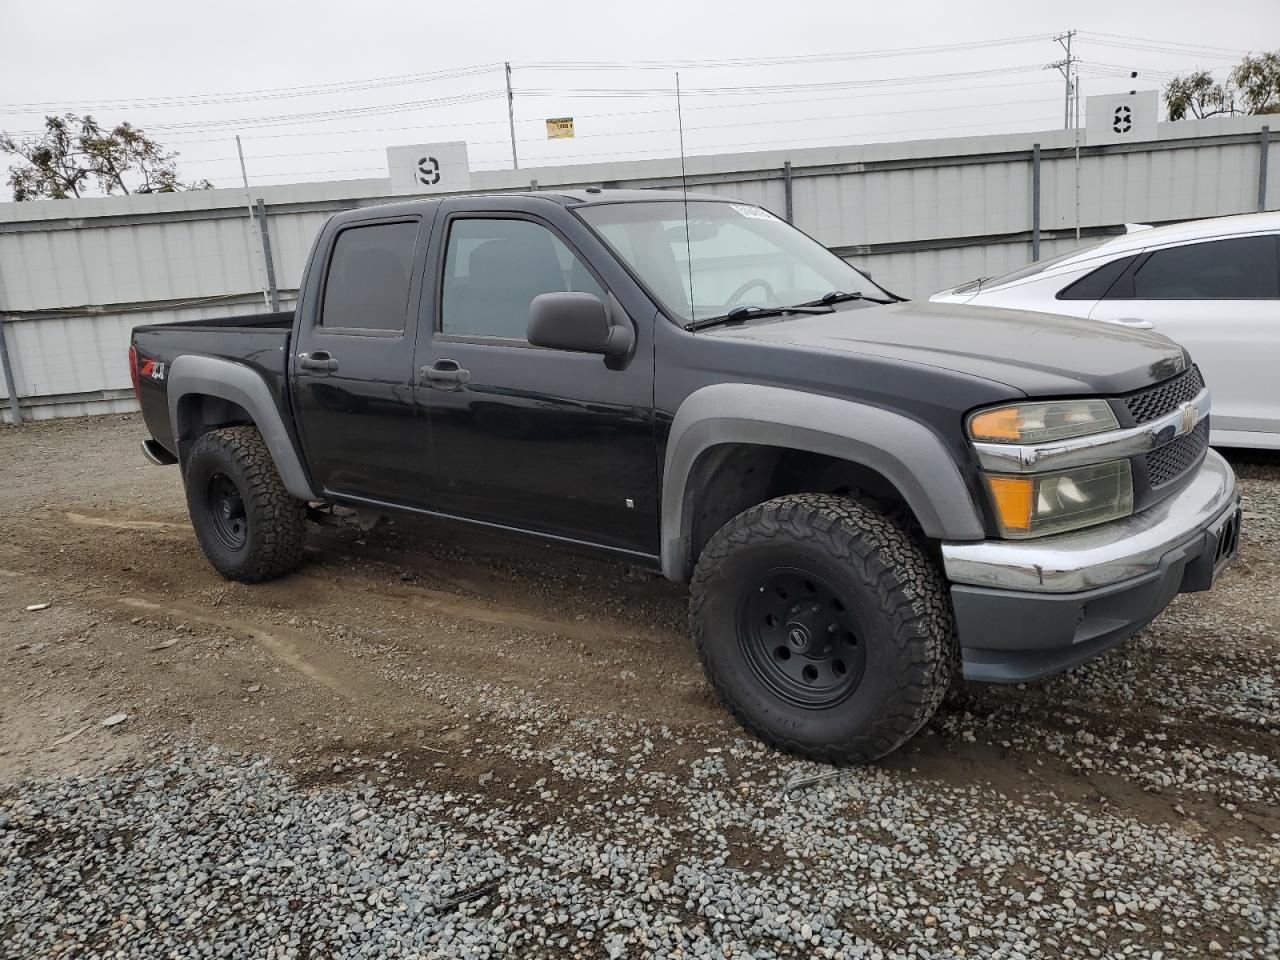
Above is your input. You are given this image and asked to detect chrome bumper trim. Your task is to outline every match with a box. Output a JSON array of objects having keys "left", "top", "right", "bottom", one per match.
[
  {"left": 942, "top": 448, "right": 1238, "bottom": 593},
  {"left": 972, "top": 387, "right": 1210, "bottom": 474}
]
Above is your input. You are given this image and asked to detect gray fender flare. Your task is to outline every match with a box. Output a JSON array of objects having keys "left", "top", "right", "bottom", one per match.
[
  {"left": 660, "top": 383, "right": 986, "bottom": 581},
  {"left": 167, "top": 354, "right": 316, "bottom": 501}
]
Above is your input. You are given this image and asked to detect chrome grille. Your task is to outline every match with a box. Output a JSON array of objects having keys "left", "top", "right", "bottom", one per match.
[
  {"left": 1125, "top": 365, "right": 1205, "bottom": 424},
  {"left": 1145, "top": 420, "right": 1210, "bottom": 488}
]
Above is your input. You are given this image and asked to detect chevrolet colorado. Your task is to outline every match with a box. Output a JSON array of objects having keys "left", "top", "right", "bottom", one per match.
[{"left": 130, "top": 189, "right": 1242, "bottom": 763}]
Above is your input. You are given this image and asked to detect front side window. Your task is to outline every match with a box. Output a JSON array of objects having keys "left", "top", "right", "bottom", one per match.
[
  {"left": 321, "top": 221, "right": 418, "bottom": 331},
  {"left": 440, "top": 218, "right": 606, "bottom": 339},
  {"left": 1124, "top": 235, "right": 1280, "bottom": 299},
  {"left": 577, "top": 200, "right": 891, "bottom": 324}
]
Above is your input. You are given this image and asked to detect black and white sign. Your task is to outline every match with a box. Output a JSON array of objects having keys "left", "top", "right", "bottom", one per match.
[
  {"left": 1085, "top": 91, "right": 1158, "bottom": 145},
  {"left": 386, "top": 142, "right": 471, "bottom": 194}
]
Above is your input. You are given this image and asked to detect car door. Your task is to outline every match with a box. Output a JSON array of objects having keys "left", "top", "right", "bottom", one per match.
[
  {"left": 1089, "top": 234, "right": 1280, "bottom": 438},
  {"left": 414, "top": 198, "right": 658, "bottom": 558},
  {"left": 292, "top": 213, "right": 435, "bottom": 505}
]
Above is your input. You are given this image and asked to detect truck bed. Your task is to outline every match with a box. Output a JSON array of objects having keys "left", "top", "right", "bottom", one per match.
[
  {"left": 139, "top": 309, "right": 295, "bottom": 332},
  {"left": 131, "top": 310, "right": 296, "bottom": 455}
]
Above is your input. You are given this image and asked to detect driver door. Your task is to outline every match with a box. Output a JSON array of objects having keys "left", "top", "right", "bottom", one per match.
[{"left": 414, "top": 198, "right": 659, "bottom": 556}]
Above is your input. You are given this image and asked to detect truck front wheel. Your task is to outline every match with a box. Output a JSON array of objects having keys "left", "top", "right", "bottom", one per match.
[
  {"left": 183, "top": 426, "right": 307, "bottom": 583},
  {"left": 689, "top": 493, "right": 956, "bottom": 764}
]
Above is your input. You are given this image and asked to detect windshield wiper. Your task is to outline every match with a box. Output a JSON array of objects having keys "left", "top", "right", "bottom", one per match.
[
  {"left": 684, "top": 303, "right": 833, "bottom": 332},
  {"left": 798, "top": 290, "right": 900, "bottom": 307}
]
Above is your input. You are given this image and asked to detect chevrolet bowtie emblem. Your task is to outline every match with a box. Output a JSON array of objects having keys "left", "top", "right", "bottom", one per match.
[{"left": 1181, "top": 404, "right": 1196, "bottom": 435}]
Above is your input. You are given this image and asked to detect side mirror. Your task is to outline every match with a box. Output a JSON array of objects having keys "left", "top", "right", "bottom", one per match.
[{"left": 528, "top": 292, "right": 634, "bottom": 357}]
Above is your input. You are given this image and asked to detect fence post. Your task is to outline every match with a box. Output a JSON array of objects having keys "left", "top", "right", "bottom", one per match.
[
  {"left": 1031, "top": 143, "right": 1042, "bottom": 262},
  {"left": 783, "top": 161, "right": 794, "bottom": 224},
  {"left": 0, "top": 319, "right": 22, "bottom": 425},
  {"left": 1259, "top": 126, "right": 1270, "bottom": 213},
  {"left": 255, "top": 199, "right": 280, "bottom": 312}
]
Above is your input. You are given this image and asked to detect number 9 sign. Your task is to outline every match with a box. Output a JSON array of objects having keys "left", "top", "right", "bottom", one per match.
[
  {"left": 386, "top": 142, "right": 472, "bottom": 194},
  {"left": 416, "top": 156, "right": 440, "bottom": 185}
]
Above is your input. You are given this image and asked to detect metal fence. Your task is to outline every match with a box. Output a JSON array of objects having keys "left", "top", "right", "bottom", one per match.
[{"left": 0, "top": 114, "right": 1274, "bottom": 423}]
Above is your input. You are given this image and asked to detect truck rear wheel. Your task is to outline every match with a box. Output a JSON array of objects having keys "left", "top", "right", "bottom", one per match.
[
  {"left": 689, "top": 493, "right": 956, "bottom": 764},
  {"left": 183, "top": 426, "right": 307, "bottom": 583}
]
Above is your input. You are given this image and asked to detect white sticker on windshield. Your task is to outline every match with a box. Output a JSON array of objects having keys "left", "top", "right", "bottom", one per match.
[{"left": 730, "top": 204, "right": 778, "bottom": 221}]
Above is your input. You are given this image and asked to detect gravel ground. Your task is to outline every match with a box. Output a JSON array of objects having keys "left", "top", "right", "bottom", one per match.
[{"left": 1, "top": 415, "right": 1278, "bottom": 959}]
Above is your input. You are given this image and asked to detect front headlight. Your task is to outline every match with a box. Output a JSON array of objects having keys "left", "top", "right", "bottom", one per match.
[
  {"left": 968, "top": 399, "right": 1119, "bottom": 444},
  {"left": 985, "top": 460, "right": 1134, "bottom": 538}
]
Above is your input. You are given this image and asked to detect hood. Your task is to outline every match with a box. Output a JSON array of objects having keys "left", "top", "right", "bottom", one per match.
[{"left": 707, "top": 300, "right": 1187, "bottom": 396}]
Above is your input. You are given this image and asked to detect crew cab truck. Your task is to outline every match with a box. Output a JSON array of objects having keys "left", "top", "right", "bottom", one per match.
[{"left": 130, "top": 190, "right": 1242, "bottom": 763}]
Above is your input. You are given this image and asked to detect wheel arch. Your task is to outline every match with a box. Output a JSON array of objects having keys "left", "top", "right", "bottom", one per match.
[
  {"left": 167, "top": 354, "right": 316, "bottom": 501},
  {"left": 660, "top": 383, "right": 986, "bottom": 582}
]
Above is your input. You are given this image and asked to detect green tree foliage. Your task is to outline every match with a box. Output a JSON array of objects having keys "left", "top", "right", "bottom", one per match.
[
  {"left": 0, "top": 113, "right": 212, "bottom": 201},
  {"left": 1165, "top": 51, "right": 1280, "bottom": 121}
]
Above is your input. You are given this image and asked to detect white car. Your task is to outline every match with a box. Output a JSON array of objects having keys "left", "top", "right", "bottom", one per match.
[{"left": 931, "top": 212, "right": 1280, "bottom": 450}]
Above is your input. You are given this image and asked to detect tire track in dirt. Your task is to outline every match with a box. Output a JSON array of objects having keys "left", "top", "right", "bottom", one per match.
[
  {"left": 116, "top": 596, "right": 369, "bottom": 701},
  {"left": 49, "top": 509, "right": 682, "bottom": 652}
]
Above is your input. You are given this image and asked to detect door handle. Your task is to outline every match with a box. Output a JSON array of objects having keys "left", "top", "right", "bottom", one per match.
[
  {"left": 421, "top": 359, "right": 471, "bottom": 389},
  {"left": 1115, "top": 317, "right": 1154, "bottom": 330},
  {"left": 298, "top": 351, "right": 339, "bottom": 372}
]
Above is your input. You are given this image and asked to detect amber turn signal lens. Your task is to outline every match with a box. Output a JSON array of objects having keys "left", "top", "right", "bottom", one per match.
[
  {"left": 969, "top": 407, "right": 1024, "bottom": 441},
  {"left": 986, "top": 476, "right": 1034, "bottom": 532}
]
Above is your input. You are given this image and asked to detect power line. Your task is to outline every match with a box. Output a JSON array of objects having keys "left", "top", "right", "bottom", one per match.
[
  {"left": 1077, "top": 32, "right": 1251, "bottom": 58},
  {"left": 176, "top": 92, "right": 1065, "bottom": 167},
  {"left": 512, "top": 35, "right": 1053, "bottom": 70},
  {"left": 514, "top": 64, "right": 1050, "bottom": 99},
  {"left": 0, "top": 65, "right": 502, "bottom": 113},
  {"left": 153, "top": 76, "right": 1064, "bottom": 149},
  {"left": 4, "top": 91, "right": 505, "bottom": 138},
  {"left": 0, "top": 35, "right": 1052, "bottom": 113}
]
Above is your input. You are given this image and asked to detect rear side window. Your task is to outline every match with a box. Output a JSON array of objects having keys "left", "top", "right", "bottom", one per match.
[
  {"left": 440, "top": 217, "right": 605, "bottom": 340},
  {"left": 320, "top": 221, "right": 419, "bottom": 331},
  {"left": 1125, "top": 235, "right": 1280, "bottom": 299},
  {"left": 1057, "top": 255, "right": 1138, "bottom": 300}
]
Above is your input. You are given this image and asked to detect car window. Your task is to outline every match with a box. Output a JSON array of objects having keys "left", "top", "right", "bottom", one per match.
[
  {"left": 320, "top": 221, "right": 418, "bottom": 331},
  {"left": 1057, "top": 255, "right": 1139, "bottom": 300},
  {"left": 1123, "top": 235, "right": 1280, "bottom": 299},
  {"left": 441, "top": 218, "right": 606, "bottom": 339},
  {"left": 981, "top": 238, "right": 1110, "bottom": 289}
]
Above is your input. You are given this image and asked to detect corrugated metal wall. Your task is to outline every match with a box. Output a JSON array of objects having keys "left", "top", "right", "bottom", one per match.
[{"left": 1, "top": 115, "right": 1274, "bottom": 422}]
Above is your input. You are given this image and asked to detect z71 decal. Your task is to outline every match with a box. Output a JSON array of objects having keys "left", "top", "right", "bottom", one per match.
[{"left": 139, "top": 359, "right": 166, "bottom": 381}]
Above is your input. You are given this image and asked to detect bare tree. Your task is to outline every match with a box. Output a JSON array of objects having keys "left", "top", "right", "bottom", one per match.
[{"left": 1, "top": 113, "right": 212, "bottom": 201}]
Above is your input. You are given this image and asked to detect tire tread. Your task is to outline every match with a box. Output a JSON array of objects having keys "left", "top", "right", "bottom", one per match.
[
  {"left": 689, "top": 493, "right": 956, "bottom": 764},
  {"left": 186, "top": 426, "right": 307, "bottom": 583}
]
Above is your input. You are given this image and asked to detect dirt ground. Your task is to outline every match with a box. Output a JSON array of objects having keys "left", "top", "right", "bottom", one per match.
[{"left": 1, "top": 414, "right": 1278, "bottom": 957}]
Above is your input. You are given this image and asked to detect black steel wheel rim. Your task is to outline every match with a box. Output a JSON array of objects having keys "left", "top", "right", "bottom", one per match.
[
  {"left": 206, "top": 471, "right": 248, "bottom": 552},
  {"left": 738, "top": 566, "right": 867, "bottom": 709}
]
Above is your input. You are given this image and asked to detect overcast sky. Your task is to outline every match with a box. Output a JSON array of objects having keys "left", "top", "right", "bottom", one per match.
[{"left": 1, "top": 0, "right": 1277, "bottom": 198}]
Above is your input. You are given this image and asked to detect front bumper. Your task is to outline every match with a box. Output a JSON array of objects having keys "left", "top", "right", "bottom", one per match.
[{"left": 941, "top": 450, "right": 1241, "bottom": 683}]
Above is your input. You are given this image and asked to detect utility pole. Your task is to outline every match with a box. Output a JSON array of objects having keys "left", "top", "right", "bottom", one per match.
[
  {"left": 1074, "top": 71, "right": 1082, "bottom": 240},
  {"left": 236, "top": 136, "right": 272, "bottom": 309},
  {"left": 1048, "top": 30, "right": 1078, "bottom": 130},
  {"left": 505, "top": 62, "right": 519, "bottom": 169}
]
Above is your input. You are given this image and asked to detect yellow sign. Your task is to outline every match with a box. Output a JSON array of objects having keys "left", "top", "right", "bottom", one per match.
[{"left": 546, "top": 117, "right": 575, "bottom": 139}]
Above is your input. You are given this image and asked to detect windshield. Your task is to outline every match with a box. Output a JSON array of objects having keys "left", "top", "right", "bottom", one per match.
[{"left": 577, "top": 199, "right": 892, "bottom": 324}]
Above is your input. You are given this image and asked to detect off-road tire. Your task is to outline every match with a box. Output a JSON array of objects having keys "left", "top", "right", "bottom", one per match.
[
  {"left": 183, "top": 426, "right": 307, "bottom": 583},
  {"left": 689, "top": 493, "right": 956, "bottom": 764}
]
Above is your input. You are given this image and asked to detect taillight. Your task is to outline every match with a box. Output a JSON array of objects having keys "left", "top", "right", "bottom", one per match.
[{"left": 128, "top": 344, "right": 141, "bottom": 401}]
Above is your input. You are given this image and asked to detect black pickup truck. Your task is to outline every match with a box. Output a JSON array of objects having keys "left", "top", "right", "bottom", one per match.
[{"left": 131, "top": 189, "right": 1242, "bottom": 763}]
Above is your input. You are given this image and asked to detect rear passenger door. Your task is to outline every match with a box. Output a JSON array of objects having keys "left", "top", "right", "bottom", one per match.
[
  {"left": 1090, "top": 234, "right": 1280, "bottom": 437},
  {"left": 413, "top": 197, "right": 658, "bottom": 557},
  {"left": 292, "top": 213, "right": 434, "bottom": 504}
]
